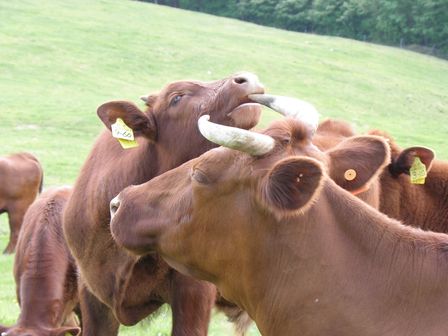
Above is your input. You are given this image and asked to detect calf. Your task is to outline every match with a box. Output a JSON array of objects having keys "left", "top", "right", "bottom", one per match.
[
  {"left": 63, "top": 73, "right": 265, "bottom": 335},
  {"left": 0, "top": 187, "right": 80, "bottom": 336},
  {"left": 110, "top": 114, "right": 448, "bottom": 336},
  {"left": 0, "top": 152, "right": 43, "bottom": 253}
]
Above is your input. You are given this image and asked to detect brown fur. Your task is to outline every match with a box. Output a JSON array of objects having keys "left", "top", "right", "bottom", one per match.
[
  {"left": 62, "top": 73, "right": 264, "bottom": 335},
  {"left": 0, "top": 152, "right": 43, "bottom": 254},
  {"left": 111, "top": 118, "right": 448, "bottom": 335},
  {"left": 316, "top": 120, "right": 448, "bottom": 232},
  {"left": 314, "top": 118, "right": 356, "bottom": 150},
  {"left": 0, "top": 187, "right": 80, "bottom": 336},
  {"left": 369, "top": 129, "right": 448, "bottom": 232}
]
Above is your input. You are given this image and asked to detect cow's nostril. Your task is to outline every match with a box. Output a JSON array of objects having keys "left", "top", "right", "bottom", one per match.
[
  {"left": 110, "top": 196, "right": 121, "bottom": 218},
  {"left": 233, "top": 76, "right": 248, "bottom": 85}
]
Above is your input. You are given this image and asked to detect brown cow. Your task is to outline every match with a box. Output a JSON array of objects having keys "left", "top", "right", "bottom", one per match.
[
  {"left": 368, "top": 129, "right": 448, "bottom": 232},
  {"left": 63, "top": 73, "right": 265, "bottom": 335},
  {"left": 0, "top": 152, "right": 43, "bottom": 254},
  {"left": 110, "top": 115, "right": 448, "bottom": 336},
  {"left": 314, "top": 120, "right": 448, "bottom": 232},
  {"left": 0, "top": 186, "right": 80, "bottom": 336}
]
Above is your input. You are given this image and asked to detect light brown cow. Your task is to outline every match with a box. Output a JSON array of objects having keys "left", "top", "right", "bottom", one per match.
[
  {"left": 63, "top": 73, "right": 265, "bottom": 335},
  {"left": 0, "top": 152, "right": 43, "bottom": 254},
  {"left": 110, "top": 115, "right": 448, "bottom": 336},
  {"left": 0, "top": 186, "right": 80, "bottom": 336}
]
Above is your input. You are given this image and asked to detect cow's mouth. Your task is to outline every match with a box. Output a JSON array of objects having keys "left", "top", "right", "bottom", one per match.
[{"left": 227, "top": 102, "right": 262, "bottom": 130}]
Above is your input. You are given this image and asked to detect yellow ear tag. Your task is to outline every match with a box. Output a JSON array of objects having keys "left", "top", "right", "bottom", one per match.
[
  {"left": 344, "top": 169, "right": 357, "bottom": 181},
  {"left": 111, "top": 118, "right": 138, "bottom": 149},
  {"left": 410, "top": 157, "right": 426, "bottom": 184}
]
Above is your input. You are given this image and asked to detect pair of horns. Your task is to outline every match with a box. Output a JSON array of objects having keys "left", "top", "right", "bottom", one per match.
[{"left": 198, "top": 94, "right": 319, "bottom": 156}]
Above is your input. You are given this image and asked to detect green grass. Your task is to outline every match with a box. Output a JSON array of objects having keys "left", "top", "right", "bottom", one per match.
[{"left": 0, "top": 0, "right": 447, "bottom": 334}]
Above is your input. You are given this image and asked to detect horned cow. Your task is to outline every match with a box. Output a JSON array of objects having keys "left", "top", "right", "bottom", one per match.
[{"left": 110, "top": 111, "right": 448, "bottom": 336}]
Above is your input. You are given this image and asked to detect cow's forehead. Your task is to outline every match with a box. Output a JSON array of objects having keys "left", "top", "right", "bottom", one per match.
[
  {"left": 197, "top": 147, "right": 242, "bottom": 166},
  {"left": 264, "top": 118, "right": 314, "bottom": 144},
  {"left": 162, "top": 79, "right": 221, "bottom": 93},
  {"left": 196, "top": 119, "right": 325, "bottom": 168}
]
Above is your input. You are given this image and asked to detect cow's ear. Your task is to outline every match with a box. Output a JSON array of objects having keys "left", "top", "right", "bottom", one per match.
[
  {"left": 50, "top": 326, "right": 81, "bottom": 336},
  {"left": 390, "top": 146, "right": 435, "bottom": 176},
  {"left": 327, "top": 135, "right": 390, "bottom": 193},
  {"left": 97, "top": 100, "right": 157, "bottom": 142},
  {"left": 262, "top": 157, "right": 324, "bottom": 215}
]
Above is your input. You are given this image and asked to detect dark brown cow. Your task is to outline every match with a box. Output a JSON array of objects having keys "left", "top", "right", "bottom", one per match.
[
  {"left": 63, "top": 73, "right": 265, "bottom": 335},
  {"left": 368, "top": 129, "right": 448, "bottom": 232},
  {"left": 0, "top": 187, "right": 80, "bottom": 336},
  {"left": 110, "top": 116, "right": 448, "bottom": 336},
  {"left": 315, "top": 120, "right": 448, "bottom": 232},
  {"left": 0, "top": 152, "right": 43, "bottom": 254}
]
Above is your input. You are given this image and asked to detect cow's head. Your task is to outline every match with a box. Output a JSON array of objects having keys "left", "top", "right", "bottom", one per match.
[
  {"left": 0, "top": 325, "right": 80, "bottom": 336},
  {"left": 108, "top": 97, "right": 390, "bottom": 284},
  {"left": 96, "top": 72, "right": 265, "bottom": 163},
  {"left": 368, "top": 130, "right": 435, "bottom": 178}
]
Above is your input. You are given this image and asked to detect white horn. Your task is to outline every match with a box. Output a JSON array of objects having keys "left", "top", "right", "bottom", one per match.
[
  {"left": 198, "top": 115, "right": 275, "bottom": 156},
  {"left": 249, "top": 94, "right": 319, "bottom": 132}
]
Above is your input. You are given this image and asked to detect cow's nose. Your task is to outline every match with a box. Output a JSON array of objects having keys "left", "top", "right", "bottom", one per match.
[
  {"left": 110, "top": 195, "right": 121, "bottom": 219},
  {"left": 232, "top": 72, "right": 264, "bottom": 94}
]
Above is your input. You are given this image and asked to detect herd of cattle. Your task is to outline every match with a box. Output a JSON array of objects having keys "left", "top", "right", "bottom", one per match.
[{"left": 0, "top": 72, "right": 447, "bottom": 336}]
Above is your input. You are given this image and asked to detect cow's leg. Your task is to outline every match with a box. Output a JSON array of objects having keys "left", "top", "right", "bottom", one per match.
[
  {"left": 79, "top": 283, "right": 120, "bottom": 336},
  {"left": 4, "top": 204, "right": 27, "bottom": 254},
  {"left": 170, "top": 271, "right": 216, "bottom": 336}
]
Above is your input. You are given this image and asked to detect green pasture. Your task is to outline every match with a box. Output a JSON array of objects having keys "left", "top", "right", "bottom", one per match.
[{"left": 0, "top": 0, "right": 447, "bottom": 334}]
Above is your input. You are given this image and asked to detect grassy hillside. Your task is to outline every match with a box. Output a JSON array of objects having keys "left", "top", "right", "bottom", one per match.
[{"left": 0, "top": 0, "right": 447, "bottom": 334}]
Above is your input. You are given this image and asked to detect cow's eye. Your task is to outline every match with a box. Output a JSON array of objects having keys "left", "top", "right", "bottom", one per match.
[
  {"left": 191, "top": 169, "right": 210, "bottom": 184},
  {"left": 171, "top": 94, "right": 183, "bottom": 106}
]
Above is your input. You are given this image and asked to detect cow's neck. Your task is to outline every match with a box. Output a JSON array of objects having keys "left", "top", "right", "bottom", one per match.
[
  {"left": 381, "top": 160, "right": 448, "bottom": 232},
  {"left": 284, "top": 180, "right": 448, "bottom": 335},
  {"left": 237, "top": 180, "right": 448, "bottom": 335},
  {"left": 404, "top": 161, "right": 448, "bottom": 230},
  {"left": 153, "top": 136, "right": 216, "bottom": 176}
]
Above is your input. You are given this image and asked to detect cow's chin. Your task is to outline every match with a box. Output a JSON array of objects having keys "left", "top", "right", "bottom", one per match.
[
  {"left": 110, "top": 219, "right": 160, "bottom": 257},
  {"left": 227, "top": 103, "right": 262, "bottom": 130},
  {"left": 161, "top": 254, "right": 217, "bottom": 284}
]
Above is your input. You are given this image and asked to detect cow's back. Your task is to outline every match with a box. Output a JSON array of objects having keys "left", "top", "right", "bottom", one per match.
[
  {"left": 0, "top": 152, "right": 42, "bottom": 203},
  {"left": 13, "top": 186, "right": 78, "bottom": 330}
]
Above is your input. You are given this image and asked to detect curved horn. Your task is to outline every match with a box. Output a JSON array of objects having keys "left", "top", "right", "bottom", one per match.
[
  {"left": 248, "top": 94, "right": 319, "bottom": 132},
  {"left": 198, "top": 115, "right": 275, "bottom": 156}
]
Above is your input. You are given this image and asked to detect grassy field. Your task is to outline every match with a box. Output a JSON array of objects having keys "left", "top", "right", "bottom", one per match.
[{"left": 0, "top": 0, "right": 447, "bottom": 334}]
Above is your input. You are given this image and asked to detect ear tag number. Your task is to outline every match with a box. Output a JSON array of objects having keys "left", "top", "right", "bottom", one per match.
[
  {"left": 111, "top": 118, "right": 138, "bottom": 149},
  {"left": 410, "top": 157, "right": 426, "bottom": 184}
]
